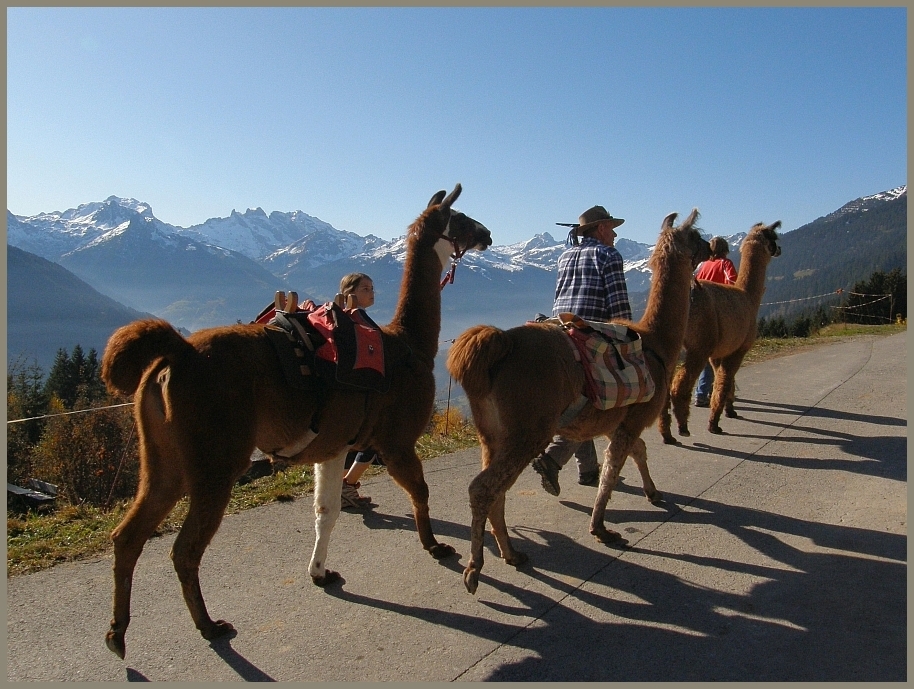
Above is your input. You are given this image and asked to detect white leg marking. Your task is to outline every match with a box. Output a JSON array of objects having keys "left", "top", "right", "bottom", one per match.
[{"left": 308, "top": 451, "right": 347, "bottom": 580}]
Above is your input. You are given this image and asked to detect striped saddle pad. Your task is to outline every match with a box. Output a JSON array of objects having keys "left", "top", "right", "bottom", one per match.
[{"left": 553, "top": 313, "right": 656, "bottom": 410}]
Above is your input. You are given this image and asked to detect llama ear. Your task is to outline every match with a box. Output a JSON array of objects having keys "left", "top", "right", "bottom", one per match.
[
  {"left": 440, "top": 183, "right": 462, "bottom": 210},
  {"left": 769, "top": 220, "right": 782, "bottom": 231},
  {"left": 683, "top": 208, "right": 700, "bottom": 228},
  {"left": 428, "top": 190, "right": 447, "bottom": 208},
  {"left": 661, "top": 212, "right": 678, "bottom": 230}
]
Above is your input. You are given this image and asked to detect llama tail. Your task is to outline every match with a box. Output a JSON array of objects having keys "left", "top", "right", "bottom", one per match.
[
  {"left": 446, "top": 325, "right": 513, "bottom": 399},
  {"left": 101, "top": 319, "right": 195, "bottom": 396}
]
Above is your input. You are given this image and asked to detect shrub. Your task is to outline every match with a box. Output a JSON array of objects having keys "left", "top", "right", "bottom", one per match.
[{"left": 30, "top": 395, "right": 139, "bottom": 508}]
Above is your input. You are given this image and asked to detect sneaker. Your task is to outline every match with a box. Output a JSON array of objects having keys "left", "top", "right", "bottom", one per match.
[
  {"left": 531, "top": 453, "right": 562, "bottom": 496},
  {"left": 695, "top": 396, "right": 710, "bottom": 408},
  {"left": 578, "top": 470, "right": 599, "bottom": 486},
  {"left": 341, "top": 480, "right": 371, "bottom": 509}
]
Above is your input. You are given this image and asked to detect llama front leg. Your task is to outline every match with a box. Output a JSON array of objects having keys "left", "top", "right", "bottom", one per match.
[
  {"left": 465, "top": 467, "right": 500, "bottom": 594},
  {"left": 309, "top": 452, "right": 346, "bottom": 586},
  {"left": 385, "top": 449, "right": 455, "bottom": 559},
  {"left": 590, "top": 431, "right": 631, "bottom": 544}
]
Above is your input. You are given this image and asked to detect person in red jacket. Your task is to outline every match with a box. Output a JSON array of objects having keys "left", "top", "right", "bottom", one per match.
[{"left": 693, "top": 237, "right": 738, "bottom": 406}]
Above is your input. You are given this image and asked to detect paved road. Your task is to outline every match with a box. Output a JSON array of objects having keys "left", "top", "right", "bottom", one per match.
[{"left": 7, "top": 332, "right": 906, "bottom": 681}]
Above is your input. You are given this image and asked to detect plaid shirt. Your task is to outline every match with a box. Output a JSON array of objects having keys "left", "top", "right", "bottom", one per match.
[{"left": 553, "top": 236, "right": 632, "bottom": 322}]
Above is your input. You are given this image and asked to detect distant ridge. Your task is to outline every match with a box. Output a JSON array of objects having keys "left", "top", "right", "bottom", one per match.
[
  {"left": 7, "top": 184, "right": 906, "bottom": 377},
  {"left": 7, "top": 245, "right": 157, "bottom": 369}
]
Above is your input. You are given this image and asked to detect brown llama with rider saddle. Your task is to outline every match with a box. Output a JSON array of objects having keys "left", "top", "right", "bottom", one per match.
[
  {"left": 447, "top": 209, "right": 710, "bottom": 594},
  {"left": 99, "top": 184, "right": 491, "bottom": 658}
]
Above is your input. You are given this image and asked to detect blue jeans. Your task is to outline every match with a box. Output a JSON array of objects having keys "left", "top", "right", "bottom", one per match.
[{"left": 695, "top": 362, "right": 714, "bottom": 401}]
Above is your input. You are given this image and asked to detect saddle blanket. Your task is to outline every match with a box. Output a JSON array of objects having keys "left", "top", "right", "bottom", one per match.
[{"left": 547, "top": 313, "right": 656, "bottom": 410}]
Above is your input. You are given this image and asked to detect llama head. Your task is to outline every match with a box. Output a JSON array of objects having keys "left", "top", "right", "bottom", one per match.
[
  {"left": 652, "top": 208, "right": 711, "bottom": 272},
  {"left": 744, "top": 221, "right": 782, "bottom": 259},
  {"left": 419, "top": 184, "right": 492, "bottom": 270}
]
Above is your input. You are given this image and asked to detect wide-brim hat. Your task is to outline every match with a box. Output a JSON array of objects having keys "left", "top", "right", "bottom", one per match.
[{"left": 556, "top": 205, "right": 625, "bottom": 235}]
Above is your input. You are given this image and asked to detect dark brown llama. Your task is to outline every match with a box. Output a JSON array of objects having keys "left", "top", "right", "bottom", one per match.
[
  {"left": 99, "top": 185, "right": 491, "bottom": 658},
  {"left": 447, "top": 210, "right": 710, "bottom": 594},
  {"left": 658, "top": 221, "right": 781, "bottom": 441}
]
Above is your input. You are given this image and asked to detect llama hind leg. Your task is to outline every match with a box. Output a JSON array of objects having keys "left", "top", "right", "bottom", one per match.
[
  {"left": 170, "top": 479, "right": 236, "bottom": 641},
  {"left": 724, "top": 371, "right": 739, "bottom": 418},
  {"left": 309, "top": 452, "right": 346, "bottom": 586},
  {"left": 673, "top": 350, "right": 712, "bottom": 437},
  {"left": 709, "top": 355, "right": 744, "bottom": 433},
  {"left": 487, "top": 475, "right": 529, "bottom": 567},
  {"left": 657, "top": 388, "right": 678, "bottom": 445},
  {"left": 708, "top": 374, "right": 734, "bottom": 434},
  {"left": 106, "top": 477, "right": 184, "bottom": 659},
  {"left": 670, "top": 362, "right": 700, "bottom": 437},
  {"left": 628, "top": 436, "right": 662, "bottom": 504},
  {"left": 590, "top": 430, "right": 632, "bottom": 545},
  {"left": 465, "top": 464, "right": 505, "bottom": 594}
]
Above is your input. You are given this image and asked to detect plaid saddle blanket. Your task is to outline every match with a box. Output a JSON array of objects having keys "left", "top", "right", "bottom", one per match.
[{"left": 552, "top": 313, "right": 656, "bottom": 410}]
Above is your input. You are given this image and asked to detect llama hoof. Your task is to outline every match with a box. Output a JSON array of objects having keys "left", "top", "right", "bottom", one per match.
[
  {"left": 504, "top": 551, "right": 529, "bottom": 567},
  {"left": 661, "top": 434, "right": 680, "bottom": 445},
  {"left": 708, "top": 424, "right": 724, "bottom": 435},
  {"left": 725, "top": 408, "right": 739, "bottom": 419},
  {"left": 428, "top": 542, "right": 456, "bottom": 559},
  {"left": 200, "top": 619, "right": 236, "bottom": 641},
  {"left": 105, "top": 630, "right": 126, "bottom": 659},
  {"left": 677, "top": 426, "right": 691, "bottom": 437},
  {"left": 463, "top": 567, "right": 480, "bottom": 594},
  {"left": 646, "top": 491, "right": 664, "bottom": 504},
  {"left": 590, "top": 526, "right": 629, "bottom": 546},
  {"left": 311, "top": 569, "right": 341, "bottom": 587}
]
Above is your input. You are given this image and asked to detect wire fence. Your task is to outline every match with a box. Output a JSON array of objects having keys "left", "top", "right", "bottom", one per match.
[
  {"left": 8, "top": 340, "right": 466, "bottom": 426},
  {"left": 759, "top": 288, "right": 844, "bottom": 307}
]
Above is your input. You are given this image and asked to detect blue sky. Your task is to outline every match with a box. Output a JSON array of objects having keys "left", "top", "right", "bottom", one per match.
[{"left": 7, "top": 6, "right": 907, "bottom": 246}]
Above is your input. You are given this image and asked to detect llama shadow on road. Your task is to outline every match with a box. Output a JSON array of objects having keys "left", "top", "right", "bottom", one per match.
[
  {"left": 671, "top": 399, "right": 906, "bottom": 482},
  {"left": 206, "top": 636, "right": 277, "bottom": 682},
  {"left": 734, "top": 397, "right": 906, "bottom": 429},
  {"left": 125, "top": 668, "right": 151, "bottom": 682},
  {"left": 326, "top": 492, "right": 905, "bottom": 681}
]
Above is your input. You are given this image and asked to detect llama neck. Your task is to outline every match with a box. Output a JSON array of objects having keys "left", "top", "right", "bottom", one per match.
[
  {"left": 734, "top": 244, "right": 772, "bottom": 306},
  {"left": 638, "top": 253, "right": 693, "bottom": 365},
  {"left": 387, "top": 234, "right": 448, "bottom": 361}
]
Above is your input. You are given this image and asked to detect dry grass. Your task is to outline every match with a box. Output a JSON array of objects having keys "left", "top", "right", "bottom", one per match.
[{"left": 7, "top": 413, "right": 481, "bottom": 577}]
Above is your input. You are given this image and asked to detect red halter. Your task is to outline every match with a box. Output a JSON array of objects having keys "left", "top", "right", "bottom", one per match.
[{"left": 437, "top": 214, "right": 469, "bottom": 291}]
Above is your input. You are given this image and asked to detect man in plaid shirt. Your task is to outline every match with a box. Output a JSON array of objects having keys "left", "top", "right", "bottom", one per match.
[{"left": 532, "top": 205, "right": 632, "bottom": 496}]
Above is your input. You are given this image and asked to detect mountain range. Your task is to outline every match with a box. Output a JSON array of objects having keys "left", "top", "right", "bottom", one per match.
[{"left": 7, "top": 186, "right": 906, "bottom": 386}]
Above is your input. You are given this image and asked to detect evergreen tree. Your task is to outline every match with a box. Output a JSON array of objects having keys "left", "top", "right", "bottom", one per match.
[
  {"left": 41, "top": 344, "right": 107, "bottom": 409},
  {"left": 7, "top": 357, "right": 47, "bottom": 484},
  {"left": 843, "top": 268, "right": 907, "bottom": 324}
]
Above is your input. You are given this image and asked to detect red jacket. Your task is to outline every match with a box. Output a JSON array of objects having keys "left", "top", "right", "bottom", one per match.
[{"left": 695, "top": 257, "right": 738, "bottom": 285}]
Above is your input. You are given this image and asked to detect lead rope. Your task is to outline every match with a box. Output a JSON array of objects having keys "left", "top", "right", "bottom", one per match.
[
  {"left": 440, "top": 258, "right": 458, "bottom": 290},
  {"left": 438, "top": 222, "right": 467, "bottom": 290}
]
